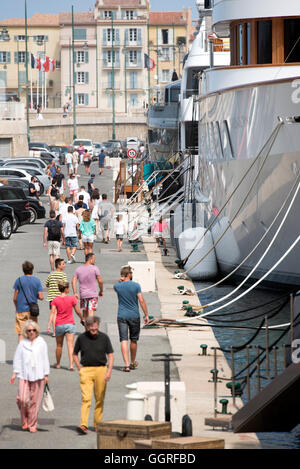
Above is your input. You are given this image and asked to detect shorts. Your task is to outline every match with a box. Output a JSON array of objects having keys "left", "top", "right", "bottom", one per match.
[
  {"left": 84, "top": 161, "right": 91, "bottom": 167},
  {"left": 65, "top": 236, "right": 78, "bottom": 248},
  {"left": 117, "top": 317, "right": 140, "bottom": 342},
  {"left": 153, "top": 232, "right": 164, "bottom": 238},
  {"left": 55, "top": 323, "right": 76, "bottom": 336},
  {"left": 69, "top": 189, "right": 78, "bottom": 196},
  {"left": 48, "top": 240, "right": 60, "bottom": 256},
  {"left": 116, "top": 234, "right": 124, "bottom": 240},
  {"left": 100, "top": 219, "right": 111, "bottom": 231},
  {"left": 67, "top": 163, "right": 73, "bottom": 170},
  {"left": 15, "top": 312, "right": 38, "bottom": 335},
  {"left": 99, "top": 162, "right": 104, "bottom": 168},
  {"left": 82, "top": 235, "right": 95, "bottom": 243},
  {"left": 80, "top": 297, "right": 98, "bottom": 312}
]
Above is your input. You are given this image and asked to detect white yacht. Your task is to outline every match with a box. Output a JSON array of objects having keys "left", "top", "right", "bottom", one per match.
[{"left": 193, "top": 0, "right": 300, "bottom": 286}]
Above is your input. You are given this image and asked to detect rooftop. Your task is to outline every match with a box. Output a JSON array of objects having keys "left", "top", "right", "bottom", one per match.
[
  {"left": 149, "top": 11, "right": 188, "bottom": 26},
  {"left": 1, "top": 13, "right": 59, "bottom": 27},
  {"left": 59, "top": 12, "right": 95, "bottom": 25},
  {"left": 98, "top": 0, "right": 148, "bottom": 7}
]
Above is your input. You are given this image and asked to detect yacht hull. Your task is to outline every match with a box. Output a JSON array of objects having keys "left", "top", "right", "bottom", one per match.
[{"left": 196, "top": 78, "right": 300, "bottom": 286}]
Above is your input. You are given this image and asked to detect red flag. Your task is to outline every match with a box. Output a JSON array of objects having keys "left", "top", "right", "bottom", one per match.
[
  {"left": 42, "top": 56, "right": 50, "bottom": 72},
  {"left": 36, "top": 56, "right": 41, "bottom": 71}
]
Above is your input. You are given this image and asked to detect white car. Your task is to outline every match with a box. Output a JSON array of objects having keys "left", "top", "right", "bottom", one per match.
[
  {"left": 20, "top": 166, "right": 51, "bottom": 193},
  {"left": 72, "top": 139, "right": 94, "bottom": 156},
  {"left": 0, "top": 167, "right": 32, "bottom": 182}
]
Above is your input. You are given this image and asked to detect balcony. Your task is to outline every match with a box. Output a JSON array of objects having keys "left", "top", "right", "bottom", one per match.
[{"left": 102, "top": 60, "right": 120, "bottom": 69}]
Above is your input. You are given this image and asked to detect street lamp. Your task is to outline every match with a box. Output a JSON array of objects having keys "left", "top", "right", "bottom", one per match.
[{"left": 111, "top": 14, "right": 116, "bottom": 140}]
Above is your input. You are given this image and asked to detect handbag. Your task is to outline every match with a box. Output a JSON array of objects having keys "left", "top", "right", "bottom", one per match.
[
  {"left": 18, "top": 278, "right": 40, "bottom": 317},
  {"left": 42, "top": 384, "right": 55, "bottom": 412}
]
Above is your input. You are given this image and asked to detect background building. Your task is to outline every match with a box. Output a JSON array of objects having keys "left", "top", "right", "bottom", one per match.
[
  {"left": 148, "top": 9, "right": 192, "bottom": 101},
  {"left": 94, "top": 0, "right": 150, "bottom": 114},
  {"left": 0, "top": 14, "right": 61, "bottom": 108},
  {"left": 59, "top": 12, "right": 97, "bottom": 110}
]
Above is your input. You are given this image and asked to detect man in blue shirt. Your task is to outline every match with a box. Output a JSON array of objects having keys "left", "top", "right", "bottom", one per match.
[
  {"left": 98, "top": 149, "right": 106, "bottom": 176},
  {"left": 13, "top": 261, "right": 44, "bottom": 342},
  {"left": 113, "top": 266, "right": 149, "bottom": 372}
]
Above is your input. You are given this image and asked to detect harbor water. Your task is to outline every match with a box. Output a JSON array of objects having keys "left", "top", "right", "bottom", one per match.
[{"left": 194, "top": 280, "right": 300, "bottom": 449}]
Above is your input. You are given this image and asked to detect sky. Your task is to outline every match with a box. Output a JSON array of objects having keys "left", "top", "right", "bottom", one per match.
[{"left": 0, "top": 0, "right": 198, "bottom": 21}]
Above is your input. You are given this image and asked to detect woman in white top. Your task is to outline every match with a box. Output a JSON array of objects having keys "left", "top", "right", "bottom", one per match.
[
  {"left": 67, "top": 173, "right": 80, "bottom": 204},
  {"left": 114, "top": 215, "right": 126, "bottom": 252},
  {"left": 72, "top": 150, "right": 79, "bottom": 175},
  {"left": 10, "top": 320, "right": 50, "bottom": 433}
]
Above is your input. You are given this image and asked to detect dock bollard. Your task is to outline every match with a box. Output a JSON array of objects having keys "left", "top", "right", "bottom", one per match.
[
  {"left": 199, "top": 344, "right": 208, "bottom": 356},
  {"left": 177, "top": 285, "right": 185, "bottom": 294},
  {"left": 125, "top": 383, "right": 146, "bottom": 421},
  {"left": 219, "top": 399, "right": 229, "bottom": 415},
  {"left": 209, "top": 369, "right": 220, "bottom": 383},
  {"left": 131, "top": 243, "right": 140, "bottom": 253},
  {"left": 163, "top": 248, "right": 168, "bottom": 256},
  {"left": 226, "top": 381, "right": 243, "bottom": 397},
  {"left": 175, "top": 259, "right": 184, "bottom": 269}
]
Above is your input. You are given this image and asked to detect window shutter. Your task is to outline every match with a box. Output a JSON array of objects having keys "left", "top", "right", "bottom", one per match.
[
  {"left": 75, "top": 94, "right": 78, "bottom": 105},
  {"left": 14, "top": 52, "right": 18, "bottom": 64},
  {"left": 125, "top": 51, "right": 129, "bottom": 67},
  {"left": 116, "top": 29, "right": 120, "bottom": 45},
  {"left": 138, "top": 29, "right": 142, "bottom": 46},
  {"left": 85, "top": 51, "right": 89, "bottom": 63},
  {"left": 85, "top": 94, "right": 89, "bottom": 106},
  {"left": 121, "top": 10, "right": 126, "bottom": 19},
  {"left": 169, "top": 29, "right": 174, "bottom": 45},
  {"left": 85, "top": 72, "right": 89, "bottom": 84},
  {"left": 125, "top": 29, "right": 129, "bottom": 46},
  {"left": 116, "top": 50, "right": 120, "bottom": 68},
  {"left": 45, "top": 36, "right": 49, "bottom": 42},
  {"left": 7, "top": 52, "right": 11, "bottom": 64},
  {"left": 103, "top": 29, "right": 107, "bottom": 46},
  {"left": 14, "top": 36, "right": 18, "bottom": 41},
  {"left": 73, "top": 51, "right": 77, "bottom": 64},
  {"left": 134, "top": 10, "right": 138, "bottom": 19},
  {"left": 0, "top": 71, "right": 7, "bottom": 87},
  {"left": 108, "top": 71, "right": 112, "bottom": 88},
  {"left": 169, "top": 47, "right": 174, "bottom": 61},
  {"left": 137, "top": 50, "right": 142, "bottom": 67}
]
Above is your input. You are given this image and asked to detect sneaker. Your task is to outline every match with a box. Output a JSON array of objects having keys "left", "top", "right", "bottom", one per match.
[
  {"left": 67, "top": 260, "right": 72, "bottom": 264},
  {"left": 71, "top": 254, "right": 76, "bottom": 263}
]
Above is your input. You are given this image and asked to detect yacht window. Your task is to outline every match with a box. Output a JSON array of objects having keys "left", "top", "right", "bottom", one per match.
[
  {"left": 246, "top": 23, "right": 251, "bottom": 65},
  {"left": 170, "top": 87, "right": 180, "bottom": 103},
  {"left": 238, "top": 24, "right": 244, "bottom": 65},
  {"left": 284, "top": 19, "right": 300, "bottom": 63},
  {"left": 257, "top": 20, "right": 272, "bottom": 64}
]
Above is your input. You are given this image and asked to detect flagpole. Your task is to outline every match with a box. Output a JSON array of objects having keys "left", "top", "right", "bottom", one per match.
[
  {"left": 37, "top": 65, "right": 39, "bottom": 109},
  {"left": 42, "top": 70, "right": 44, "bottom": 111},
  {"left": 147, "top": 17, "right": 150, "bottom": 107},
  {"left": 25, "top": 0, "right": 30, "bottom": 143},
  {"left": 30, "top": 59, "right": 33, "bottom": 109}
]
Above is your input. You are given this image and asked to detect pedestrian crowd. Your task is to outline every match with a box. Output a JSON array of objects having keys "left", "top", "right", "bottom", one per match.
[{"left": 9, "top": 151, "right": 151, "bottom": 437}]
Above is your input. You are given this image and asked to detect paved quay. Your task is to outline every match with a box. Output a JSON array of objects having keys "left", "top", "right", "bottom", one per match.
[{"left": 0, "top": 162, "right": 260, "bottom": 449}]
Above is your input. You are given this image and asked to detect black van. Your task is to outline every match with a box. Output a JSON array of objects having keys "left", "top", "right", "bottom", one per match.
[{"left": 0, "top": 186, "right": 31, "bottom": 231}]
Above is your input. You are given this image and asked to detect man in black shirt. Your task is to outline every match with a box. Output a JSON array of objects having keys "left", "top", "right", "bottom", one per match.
[
  {"left": 55, "top": 166, "right": 66, "bottom": 194},
  {"left": 73, "top": 316, "right": 114, "bottom": 435},
  {"left": 43, "top": 210, "right": 64, "bottom": 271},
  {"left": 28, "top": 176, "right": 39, "bottom": 199}
]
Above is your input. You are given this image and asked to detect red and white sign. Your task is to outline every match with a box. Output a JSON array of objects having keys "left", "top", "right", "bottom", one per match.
[{"left": 128, "top": 148, "right": 137, "bottom": 159}]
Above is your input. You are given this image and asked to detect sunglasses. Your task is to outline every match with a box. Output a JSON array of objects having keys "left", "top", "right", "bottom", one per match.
[{"left": 27, "top": 329, "right": 36, "bottom": 333}]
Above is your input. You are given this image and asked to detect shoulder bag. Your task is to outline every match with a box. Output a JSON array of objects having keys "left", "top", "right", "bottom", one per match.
[{"left": 42, "top": 383, "right": 55, "bottom": 412}]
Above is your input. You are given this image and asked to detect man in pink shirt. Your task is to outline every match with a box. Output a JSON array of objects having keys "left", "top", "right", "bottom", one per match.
[
  {"left": 72, "top": 253, "right": 103, "bottom": 319},
  {"left": 153, "top": 217, "right": 168, "bottom": 253}
]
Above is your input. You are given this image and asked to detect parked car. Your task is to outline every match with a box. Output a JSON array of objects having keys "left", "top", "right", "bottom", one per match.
[
  {"left": 48, "top": 145, "right": 70, "bottom": 165},
  {"left": 0, "top": 186, "right": 31, "bottom": 232},
  {"left": 1, "top": 157, "right": 48, "bottom": 171},
  {"left": 92, "top": 142, "right": 102, "bottom": 159},
  {"left": 29, "top": 148, "right": 59, "bottom": 164},
  {"left": 0, "top": 167, "right": 32, "bottom": 182},
  {"left": 72, "top": 139, "right": 94, "bottom": 156},
  {"left": 29, "top": 142, "right": 50, "bottom": 152},
  {"left": 0, "top": 179, "right": 45, "bottom": 222},
  {"left": 0, "top": 202, "right": 14, "bottom": 239},
  {"left": 0, "top": 178, "right": 31, "bottom": 196},
  {"left": 3, "top": 160, "right": 43, "bottom": 171},
  {"left": 20, "top": 166, "right": 51, "bottom": 194},
  {"left": 104, "top": 140, "right": 125, "bottom": 158}
]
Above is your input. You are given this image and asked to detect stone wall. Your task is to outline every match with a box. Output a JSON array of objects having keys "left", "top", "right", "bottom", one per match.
[
  {"left": 29, "top": 114, "right": 147, "bottom": 145},
  {"left": 0, "top": 121, "right": 28, "bottom": 157}
]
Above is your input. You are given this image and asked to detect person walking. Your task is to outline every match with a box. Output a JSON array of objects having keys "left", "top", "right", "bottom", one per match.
[
  {"left": 10, "top": 320, "right": 50, "bottom": 433},
  {"left": 77, "top": 185, "right": 91, "bottom": 209},
  {"left": 75, "top": 200, "right": 86, "bottom": 250},
  {"left": 62, "top": 206, "right": 79, "bottom": 264},
  {"left": 73, "top": 316, "right": 114, "bottom": 434},
  {"left": 47, "top": 281, "right": 84, "bottom": 371},
  {"left": 67, "top": 173, "right": 80, "bottom": 204},
  {"left": 113, "top": 266, "right": 149, "bottom": 372},
  {"left": 45, "top": 258, "right": 67, "bottom": 336},
  {"left": 43, "top": 210, "right": 64, "bottom": 271},
  {"left": 28, "top": 176, "right": 39, "bottom": 199},
  {"left": 83, "top": 150, "right": 92, "bottom": 176},
  {"left": 114, "top": 214, "right": 126, "bottom": 252},
  {"left": 55, "top": 166, "right": 66, "bottom": 195},
  {"left": 13, "top": 261, "right": 44, "bottom": 343},
  {"left": 98, "top": 194, "right": 114, "bottom": 244},
  {"left": 72, "top": 148, "right": 79, "bottom": 175},
  {"left": 72, "top": 252, "right": 103, "bottom": 320},
  {"left": 98, "top": 149, "right": 106, "bottom": 176},
  {"left": 47, "top": 178, "right": 59, "bottom": 212},
  {"left": 78, "top": 143, "right": 85, "bottom": 165},
  {"left": 65, "top": 150, "right": 74, "bottom": 175},
  {"left": 79, "top": 210, "right": 96, "bottom": 256},
  {"left": 153, "top": 217, "right": 168, "bottom": 253}
]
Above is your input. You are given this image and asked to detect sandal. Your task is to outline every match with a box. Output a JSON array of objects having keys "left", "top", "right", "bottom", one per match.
[
  {"left": 77, "top": 425, "right": 88, "bottom": 435},
  {"left": 130, "top": 361, "right": 139, "bottom": 370},
  {"left": 123, "top": 366, "right": 131, "bottom": 372}
]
